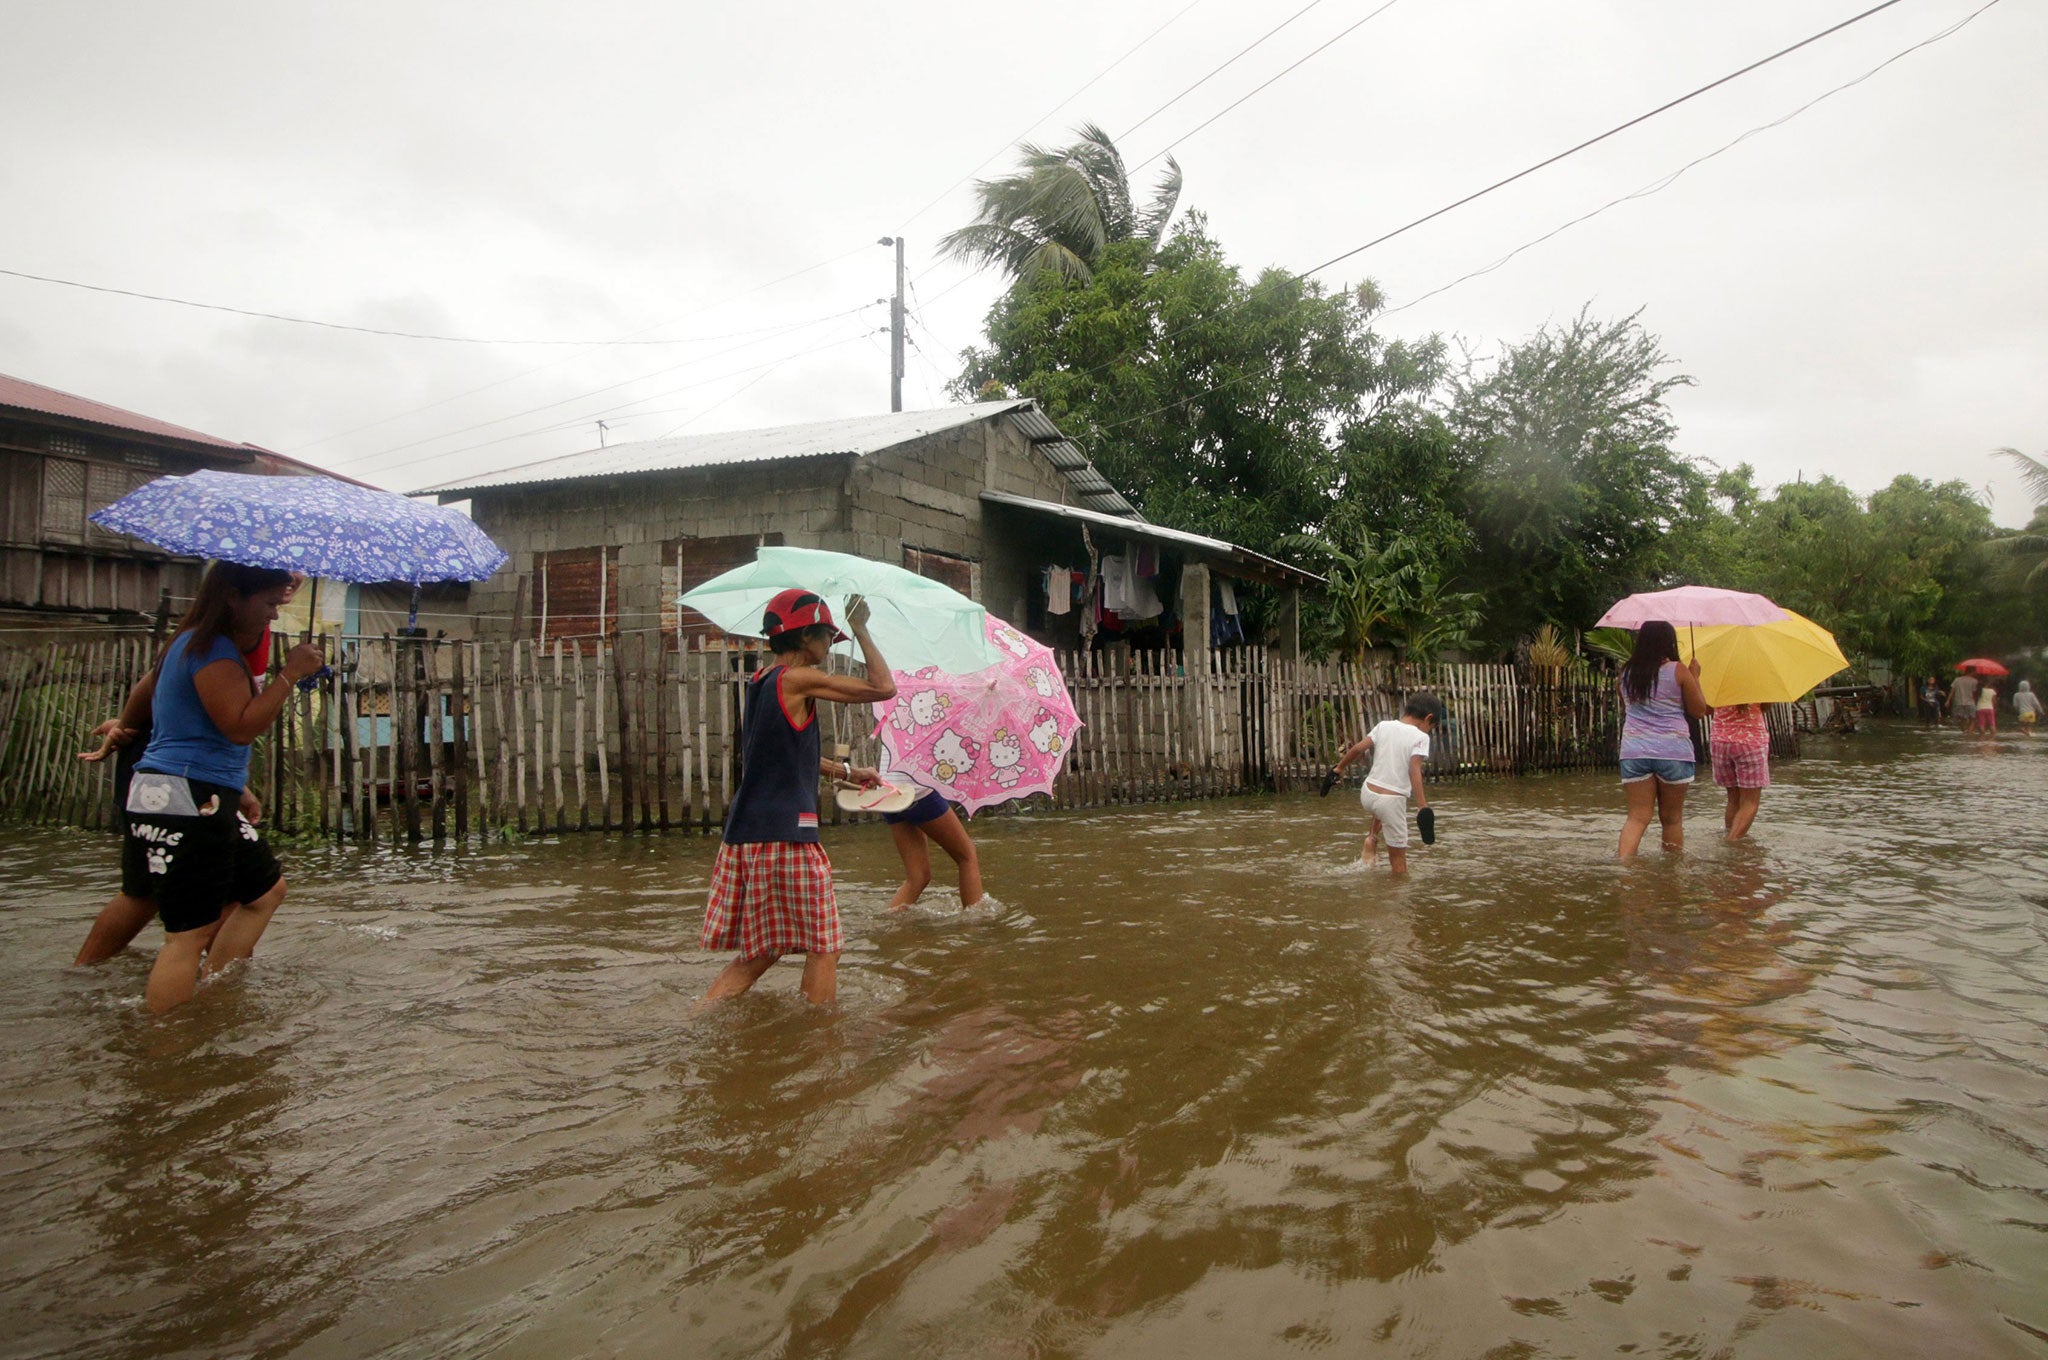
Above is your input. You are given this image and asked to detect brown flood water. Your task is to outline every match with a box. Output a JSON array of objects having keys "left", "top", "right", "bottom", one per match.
[{"left": 2, "top": 724, "right": 2045, "bottom": 1358}]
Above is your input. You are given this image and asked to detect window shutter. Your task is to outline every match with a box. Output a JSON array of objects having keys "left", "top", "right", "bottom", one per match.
[{"left": 40, "top": 458, "right": 86, "bottom": 543}]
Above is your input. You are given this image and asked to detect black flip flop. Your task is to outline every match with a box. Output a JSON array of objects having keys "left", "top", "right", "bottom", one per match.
[
  {"left": 1417, "top": 807, "right": 1436, "bottom": 844},
  {"left": 1318, "top": 767, "right": 1341, "bottom": 797}
]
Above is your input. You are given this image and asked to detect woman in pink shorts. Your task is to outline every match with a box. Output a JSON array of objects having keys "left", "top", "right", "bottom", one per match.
[{"left": 1709, "top": 703, "right": 1771, "bottom": 841}]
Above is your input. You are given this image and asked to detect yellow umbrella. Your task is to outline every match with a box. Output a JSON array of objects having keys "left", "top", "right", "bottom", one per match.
[{"left": 1678, "top": 609, "right": 1847, "bottom": 706}]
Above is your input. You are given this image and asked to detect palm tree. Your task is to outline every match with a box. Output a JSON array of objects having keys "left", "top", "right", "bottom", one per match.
[
  {"left": 939, "top": 123, "right": 1182, "bottom": 285},
  {"left": 1993, "top": 447, "right": 2048, "bottom": 589}
]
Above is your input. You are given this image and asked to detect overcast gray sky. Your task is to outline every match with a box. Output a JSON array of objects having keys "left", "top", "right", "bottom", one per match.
[{"left": 4, "top": 0, "right": 2042, "bottom": 523}]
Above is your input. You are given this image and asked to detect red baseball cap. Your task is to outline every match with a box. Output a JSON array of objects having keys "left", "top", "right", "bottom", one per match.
[{"left": 761, "top": 588, "right": 846, "bottom": 642}]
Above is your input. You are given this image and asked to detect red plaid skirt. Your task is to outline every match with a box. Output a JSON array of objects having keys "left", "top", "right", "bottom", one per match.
[{"left": 701, "top": 840, "right": 841, "bottom": 957}]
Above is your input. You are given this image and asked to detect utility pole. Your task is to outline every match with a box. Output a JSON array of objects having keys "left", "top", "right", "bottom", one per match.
[{"left": 879, "top": 235, "right": 905, "bottom": 412}]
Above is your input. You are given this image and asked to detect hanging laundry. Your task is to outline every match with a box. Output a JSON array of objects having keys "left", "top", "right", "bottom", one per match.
[
  {"left": 1134, "top": 544, "right": 1159, "bottom": 577},
  {"left": 1211, "top": 578, "right": 1246, "bottom": 647},
  {"left": 1103, "top": 553, "right": 1163, "bottom": 620},
  {"left": 1044, "top": 564, "right": 1071, "bottom": 616},
  {"left": 1100, "top": 554, "right": 1134, "bottom": 613},
  {"left": 1130, "top": 578, "right": 1163, "bottom": 619}
]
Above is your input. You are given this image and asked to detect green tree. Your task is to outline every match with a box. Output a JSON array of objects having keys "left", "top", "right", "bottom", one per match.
[
  {"left": 1323, "top": 402, "right": 1472, "bottom": 582},
  {"left": 1284, "top": 531, "right": 1481, "bottom": 663},
  {"left": 956, "top": 218, "right": 1446, "bottom": 564},
  {"left": 939, "top": 123, "right": 1182, "bottom": 285},
  {"left": 1991, "top": 447, "right": 2048, "bottom": 589},
  {"left": 1313, "top": 535, "right": 1415, "bottom": 662},
  {"left": 1447, "top": 308, "right": 1706, "bottom": 643},
  {"left": 1392, "top": 555, "right": 1485, "bottom": 661},
  {"left": 1723, "top": 474, "right": 1996, "bottom": 675},
  {"left": 1657, "top": 462, "right": 1760, "bottom": 589}
]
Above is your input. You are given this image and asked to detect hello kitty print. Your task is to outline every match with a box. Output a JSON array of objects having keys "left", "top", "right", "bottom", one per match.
[{"left": 870, "top": 614, "right": 1084, "bottom": 815}]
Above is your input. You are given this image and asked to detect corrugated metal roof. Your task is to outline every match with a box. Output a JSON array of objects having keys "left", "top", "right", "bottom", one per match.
[
  {"left": 0, "top": 371, "right": 263, "bottom": 454},
  {"left": 981, "top": 490, "right": 1324, "bottom": 589},
  {"left": 1005, "top": 404, "right": 1138, "bottom": 518},
  {"left": 419, "top": 400, "right": 1145, "bottom": 521},
  {"left": 423, "top": 402, "right": 1031, "bottom": 495}
]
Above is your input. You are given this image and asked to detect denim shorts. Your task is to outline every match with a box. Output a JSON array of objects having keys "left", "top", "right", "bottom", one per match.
[{"left": 1619, "top": 757, "right": 1695, "bottom": 785}]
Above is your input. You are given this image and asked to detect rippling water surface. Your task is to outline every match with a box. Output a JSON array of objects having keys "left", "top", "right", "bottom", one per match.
[{"left": 2, "top": 725, "right": 2045, "bottom": 1358}]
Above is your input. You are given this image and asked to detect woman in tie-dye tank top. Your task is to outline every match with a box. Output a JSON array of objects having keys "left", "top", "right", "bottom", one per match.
[{"left": 1616, "top": 620, "right": 1710, "bottom": 858}]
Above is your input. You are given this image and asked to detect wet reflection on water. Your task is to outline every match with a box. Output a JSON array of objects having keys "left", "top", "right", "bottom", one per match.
[{"left": 2, "top": 726, "right": 2045, "bottom": 1357}]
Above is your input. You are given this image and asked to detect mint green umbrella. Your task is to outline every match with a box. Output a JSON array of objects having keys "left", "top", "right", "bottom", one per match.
[{"left": 678, "top": 546, "right": 998, "bottom": 674}]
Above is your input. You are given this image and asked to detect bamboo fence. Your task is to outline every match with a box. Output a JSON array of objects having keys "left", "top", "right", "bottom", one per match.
[{"left": 0, "top": 634, "right": 1797, "bottom": 842}]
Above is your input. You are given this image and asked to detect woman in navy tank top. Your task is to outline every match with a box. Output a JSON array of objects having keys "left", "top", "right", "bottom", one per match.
[{"left": 701, "top": 589, "right": 896, "bottom": 1005}]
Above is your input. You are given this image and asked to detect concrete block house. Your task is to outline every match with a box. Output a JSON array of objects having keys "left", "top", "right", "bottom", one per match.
[{"left": 422, "top": 401, "right": 1319, "bottom": 661}]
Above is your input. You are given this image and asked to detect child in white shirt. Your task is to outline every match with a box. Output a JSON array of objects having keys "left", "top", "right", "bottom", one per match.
[{"left": 1330, "top": 693, "right": 1445, "bottom": 874}]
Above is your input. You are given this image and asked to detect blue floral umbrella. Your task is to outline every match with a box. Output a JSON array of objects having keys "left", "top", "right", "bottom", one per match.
[{"left": 90, "top": 470, "right": 508, "bottom": 584}]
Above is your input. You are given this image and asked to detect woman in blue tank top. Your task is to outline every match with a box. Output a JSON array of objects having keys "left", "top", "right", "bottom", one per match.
[
  {"left": 1615, "top": 620, "right": 1710, "bottom": 858},
  {"left": 125, "top": 563, "right": 325, "bottom": 1011},
  {"left": 700, "top": 589, "right": 896, "bottom": 1005}
]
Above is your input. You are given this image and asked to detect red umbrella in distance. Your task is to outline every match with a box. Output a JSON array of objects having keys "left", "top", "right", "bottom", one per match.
[{"left": 1955, "top": 658, "right": 2009, "bottom": 678}]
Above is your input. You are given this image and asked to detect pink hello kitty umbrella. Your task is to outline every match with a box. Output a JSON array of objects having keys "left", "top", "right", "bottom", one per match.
[{"left": 872, "top": 615, "right": 1083, "bottom": 816}]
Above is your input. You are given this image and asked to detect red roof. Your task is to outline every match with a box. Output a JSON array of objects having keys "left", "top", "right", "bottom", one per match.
[{"left": 0, "top": 371, "right": 264, "bottom": 454}]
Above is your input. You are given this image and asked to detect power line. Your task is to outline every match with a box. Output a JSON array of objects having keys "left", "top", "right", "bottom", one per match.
[
  {"left": 1295, "top": 0, "right": 1912, "bottom": 281},
  {"left": 1377, "top": 0, "right": 2006, "bottom": 322},
  {"left": 1116, "top": 0, "right": 1922, "bottom": 387},
  {"left": 893, "top": 0, "right": 1208, "bottom": 235},
  {"left": 324, "top": 301, "right": 885, "bottom": 475},
  {"left": 1128, "top": 0, "right": 1407, "bottom": 173},
  {"left": 281, "top": 2, "right": 1214, "bottom": 467},
  {"left": 300, "top": 5, "right": 1207, "bottom": 467},
  {"left": 405, "top": 329, "right": 878, "bottom": 487},
  {"left": 907, "top": 0, "right": 1410, "bottom": 323},
  {"left": 0, "top": 264, "right": 871, "bottom": 347},
  {"left": 286, "top": 244, "right": 875, "bottom": 452},
  {"left": 1118, "top": 0, "right": 1329, "bottom": 142},
  {"left": 905, "top": 1, "right": 1369, "bottom": 320},
  {"left": 655, "top": 358, "right": 799, "bottom": 440},
  {"left": 389, "top": 326, "right": 878, "bottom": 479},
  {"left": 1082, "top": 0, "right": 1961, "bottom": 436},
  {"left": 905, "top": 272, "right": 963, "bottom": 362}
]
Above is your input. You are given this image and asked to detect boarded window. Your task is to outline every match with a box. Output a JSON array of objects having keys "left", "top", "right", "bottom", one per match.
[
  {"left": 662, "top": 533, "right": 785, "bottom": 646},
  {"left": 533, "top": 547, "right": 619, "bottom": 652},
  {"left": 903, "top": 545, "right": 976, "bottom": 600},
  {"left": 40, "top": 458, "right": 86, "bottom": 543}
]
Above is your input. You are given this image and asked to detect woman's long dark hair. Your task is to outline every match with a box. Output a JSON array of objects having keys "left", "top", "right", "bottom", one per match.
[
  {"left": 1621, "top": 620, "right": 1680, "bottom": 703},
  {"left": 175, "top": 562, "right": 294, "bottom": 653}
]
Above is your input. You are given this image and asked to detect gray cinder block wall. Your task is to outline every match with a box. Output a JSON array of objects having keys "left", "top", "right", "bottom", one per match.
[{"left": 464, "top": 414, "right": 1074, "bottom": 639}]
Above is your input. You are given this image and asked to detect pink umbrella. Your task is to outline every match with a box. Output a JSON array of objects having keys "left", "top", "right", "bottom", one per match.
[
  {"left": 872, "top": 615, "right": 1083, "bottom": 816},
  {"left": 1597, "top": 586, "right": 1789, "bottom": 629}
]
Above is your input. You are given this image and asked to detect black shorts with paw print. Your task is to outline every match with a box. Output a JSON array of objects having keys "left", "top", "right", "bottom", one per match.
[{"left": 124, "top": 775, "right": 282, "bottom": 934}]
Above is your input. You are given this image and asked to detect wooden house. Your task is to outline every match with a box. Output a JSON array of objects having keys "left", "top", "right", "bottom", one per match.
[{"left": 0, "top": 372, "right": 341, "bottom": 633}]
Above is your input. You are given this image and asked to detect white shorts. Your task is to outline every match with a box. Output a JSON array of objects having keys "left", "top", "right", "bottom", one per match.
[{"left": 1360, "top": 787, "right": 1411, "bottom": 848}]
